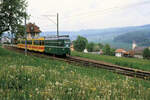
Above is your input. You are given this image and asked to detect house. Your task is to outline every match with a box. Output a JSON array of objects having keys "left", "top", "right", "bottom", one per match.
[
  {"left": 131, "top": 41, "right": 147, "bottom": 59},
  {"left": 115, "top": 49, "right": 126, "bottom": 57},
  {"left": 26, "top": 23, "right": 41, "bottom": 39},
  {"left": 99, "top": 49, "right": 103, "bottom": 55},
  {"left": 133, "top": 47, "right": 147, "bottom": 59},
  {"left": 84, "top": 49, "right": 88, "bottom": 53}
]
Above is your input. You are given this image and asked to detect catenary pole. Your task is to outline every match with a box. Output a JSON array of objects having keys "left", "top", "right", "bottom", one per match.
[
  {"left": 57, "top": 13, "right": 59, "bottom": 36},
  {"left": 25, "top": 13, "right": 27, "bottom": 56}
]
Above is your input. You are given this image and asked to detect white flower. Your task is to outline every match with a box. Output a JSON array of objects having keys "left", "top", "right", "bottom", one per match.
[
  {"left": 35, "top": 88, "right": 39, "bottom": 91},
  {"left": 55, "top": 81, "right": 59, "bottom": 86},
  {"left": 28, "top": 78, "right": 30, "bottom": 81},
  {"left": 68, "top": 88, "right": 72, "bottom": 91}
]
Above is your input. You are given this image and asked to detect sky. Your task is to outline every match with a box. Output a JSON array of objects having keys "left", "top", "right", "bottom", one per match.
[{"left": 27, "top": 0, "right": 150, "bottom": 31}]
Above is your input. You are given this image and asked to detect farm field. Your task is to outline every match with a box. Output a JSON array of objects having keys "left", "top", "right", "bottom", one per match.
[
  {"left": 0, "top": 47, "right": 150, "bottom": 100},
  {"left": 71, "top": 51, "right": 150, "bottom": 71}
]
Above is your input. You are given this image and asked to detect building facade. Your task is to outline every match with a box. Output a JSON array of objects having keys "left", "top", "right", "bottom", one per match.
[
  {"left": 26, "top": 23, "right": 41, "bottom": 39},
  {"left": 115, "top": 49, "right": 127, "bottom": 57}
]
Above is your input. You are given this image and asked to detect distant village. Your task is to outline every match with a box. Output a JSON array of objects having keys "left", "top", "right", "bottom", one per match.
[{"left": 71, "top": 40, "right": 150, "bottom": 59}]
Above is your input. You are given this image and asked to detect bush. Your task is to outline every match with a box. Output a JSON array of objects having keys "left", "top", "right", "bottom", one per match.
[
  {"left": 87, "top": 42, "right": 94, "bottom": 52},
  {"left": 143, "top": 48, "right": 150, "bottom": 59},
  {"left": 73, "top": 36, "right": 88, "bottom": 52}
]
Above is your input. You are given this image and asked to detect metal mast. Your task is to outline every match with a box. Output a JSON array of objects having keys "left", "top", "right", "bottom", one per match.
[
  {"left": 25, "top": 13, "right": 27, "bottom": 56},
  {"left": 57, "top": 13, "right": 59, "bottom": 36}
]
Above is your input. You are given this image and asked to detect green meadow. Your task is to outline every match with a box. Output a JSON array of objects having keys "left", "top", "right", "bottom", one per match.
[
  {"left": 0, "top": 47, "right": 150, "bottom": 100},
  {"left": 72, "top": 51, "right": 150, "bottom": 71}
]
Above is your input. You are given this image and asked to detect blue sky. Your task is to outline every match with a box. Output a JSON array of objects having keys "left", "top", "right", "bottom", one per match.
[{"left": 27, "top": 0, "right": 150, "bottom": 31}]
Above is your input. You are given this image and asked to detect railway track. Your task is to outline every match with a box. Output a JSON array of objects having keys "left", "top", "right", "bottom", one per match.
[
  {"left": 3, "top": 45, "right": 150, "bottom": 80},
  {"left": 65, "top": 56, "right": 150, "bottom": 80}
]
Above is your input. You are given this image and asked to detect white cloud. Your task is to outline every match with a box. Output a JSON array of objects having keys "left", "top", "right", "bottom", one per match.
[{"left": 27, "top": 0, "right": 150, "bottom": 31}]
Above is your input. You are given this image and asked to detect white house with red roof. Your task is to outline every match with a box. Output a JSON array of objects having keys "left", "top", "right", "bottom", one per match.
[{"left": 115, "top": 49, "right": 127, "bottom": 57}]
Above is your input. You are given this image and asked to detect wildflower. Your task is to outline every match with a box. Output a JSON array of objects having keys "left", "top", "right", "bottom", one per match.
[
  {"left": 61, "top": 66, "right": 65, "bottom": 70},
  {"left": 28, "top": 78, "right": 30, "bottom": 81},
  {"left": 55, "top": 81, "right": 59, "bottom": 86},
  {"left": 96, "top": 96, "right": 100, "bottom": 98},
  {"left": 108, "top": 90, "right": 111, "bottom": 95},
  {"left": 10, "top": 75, "right": 14, "bottom": 79},
  {"left": 29, "top": 94, "right": 32, "bottom": 98},
  {"left": 91, "top": 88, "right": 96, "bottom": 92},
  {"left": 35, "top": 88, "right": 39, "bottom": 91},
  {"left": 68, "top": 88, "right": 72, "bottom": 91},
  {"left": 41, "top": 74, "right": 45, "bottom": 77},
  {"left": 82, "top": 90, "right": 85, "bottom": 94},
  {"left": 71, "top": 70, "right": 75, "bottom": 75}
]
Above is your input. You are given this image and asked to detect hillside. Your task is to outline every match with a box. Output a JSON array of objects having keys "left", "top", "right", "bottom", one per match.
[
  {"left": 0, "top": 47, "right": 150, "bottom": 99},
  {"left": 41, "top": 24, "right": 150, "bottom": 49},
  {"left": 114, "top": 29, "right": 150, "bottom": 46}
]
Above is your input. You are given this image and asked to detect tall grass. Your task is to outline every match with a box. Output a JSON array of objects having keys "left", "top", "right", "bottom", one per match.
[
  {"left": 72, "top": 51, "right": 150, "bottom": 71},
  {"left": 0, "top": 47, "right": 150, "bottom": 100}
]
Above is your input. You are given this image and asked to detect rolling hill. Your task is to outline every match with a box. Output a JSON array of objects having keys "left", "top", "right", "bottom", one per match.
[{"left": 40, "top": 24, "right": 150, "bottom": 49}]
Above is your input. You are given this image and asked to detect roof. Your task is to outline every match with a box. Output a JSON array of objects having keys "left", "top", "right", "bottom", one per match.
[
  {"left": 26, "top": 23, "right": 41, "bottom": 33},
  {"left": 45, "top": 35, "right": 70, "bottom": 40},
  {"left": 133, "top": 47, "right": 147, "bottom": 55},
  {"left": 115, "top": 49, "right": 126, "bottom": 53}
]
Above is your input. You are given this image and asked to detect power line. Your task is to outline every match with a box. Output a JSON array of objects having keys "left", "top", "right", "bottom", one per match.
[
  {"left": 42, "top": 15, "right": 57, "bottom": 25},
  {"left": 60, "top": 1, "right": 150, "bottom": 22}
]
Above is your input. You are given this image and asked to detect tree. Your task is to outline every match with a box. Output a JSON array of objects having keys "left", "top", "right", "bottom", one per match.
[
  {"left": 110, "top": 48, "right": 116, "bottom": 56},
  {"left": 93, "top": 44, "right": 100, "bottom": 52},
  {"left": 98, "top": 43, "right": 104, "bottom": 49},
  {"left": 103, "top": 44, "right": 115, "bottom": 56},
  {"left": 15, "top": 24, "right": 25, "bottom": 38},
  {"left": 143, "top": 48, "right": 150, "bottom": 59},
  {"left": 0, "top": 0, "right": 27, "bottom": 36},
  {"left": 73, "top": 36, "right": 88, "bottom": 52},
  {"left": 103, "top": 44, "right": 111, "bottom": 55},
  {"left": 87, "top": 42, "right": 94, "bottom": 52}
]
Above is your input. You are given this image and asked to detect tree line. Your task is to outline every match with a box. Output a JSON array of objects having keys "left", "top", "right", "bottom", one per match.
[
  {"left": 73, "top": 36, "right": 115, "bottom": 56},
  {"left": 73, "top": 36, "right": 150, "bottom": 59}
]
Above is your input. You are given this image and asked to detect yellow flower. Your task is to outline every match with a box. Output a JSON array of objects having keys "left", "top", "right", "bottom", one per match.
[
  {"left": 29, "top": 94, "right": 32, "bottom": 98},
  {"left": 91, "top": 88, "right": 96, "bottom": 91},
  {"left": 61, "top": 66, "right": 65, "bottom": 70}
]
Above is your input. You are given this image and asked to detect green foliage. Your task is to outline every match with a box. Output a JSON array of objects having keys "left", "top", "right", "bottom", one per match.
[
  {"left": 15, "top": 24, "right": 25, "bottom": 39},
  {"left": 98, "top": 43, "right": 104, "bottom": 49},
  {"left": 73, "top": 36, "right": 88, "bottom": 52},
  {"left": 0, "top": 47, "right": 150, "bottom": 99},
  {"left": 143, "top": 48, "right": 150, "bottom": 59},
  {"left": 87, "top": 42, "right": 102, "bottom": 52},
  {"left": 93, "top": 44, "right": 100, "bottom": 52},
  {"left": 87, "top": 42, "right": 94, "bottom": 52},
  {"left": 0, "top": 0, "right": 28, "bottom": 35},
  {"left": 102, "top": 44, "right": 115, "bottom": 56},
  {"left": 103, "top": 44, "right": 110, "bottom": 55}
]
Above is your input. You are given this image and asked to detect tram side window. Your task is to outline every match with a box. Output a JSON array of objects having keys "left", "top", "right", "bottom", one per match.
[
  {"left": 45, "top": 40, "right": 51, "bottom": 46},
  {"left": 40, "top": 40, "right": 44, "bottom": 45},
  {"left": 34, "top": 40, "right": 40, "bottom": 45},
  {"left": 27, "top": 40, "right": 32, "bottom": 44},
  {"left": 59, "top": 40, "right": 64, "bottom": 46}
]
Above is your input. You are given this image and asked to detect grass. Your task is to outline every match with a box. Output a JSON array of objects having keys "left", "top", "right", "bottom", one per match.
[
  {"left": 0, "top": 47, "right": 150, "bottom": 100},
  {"left": 71, "top": 51, "right": 150, "bottom": 71}
]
